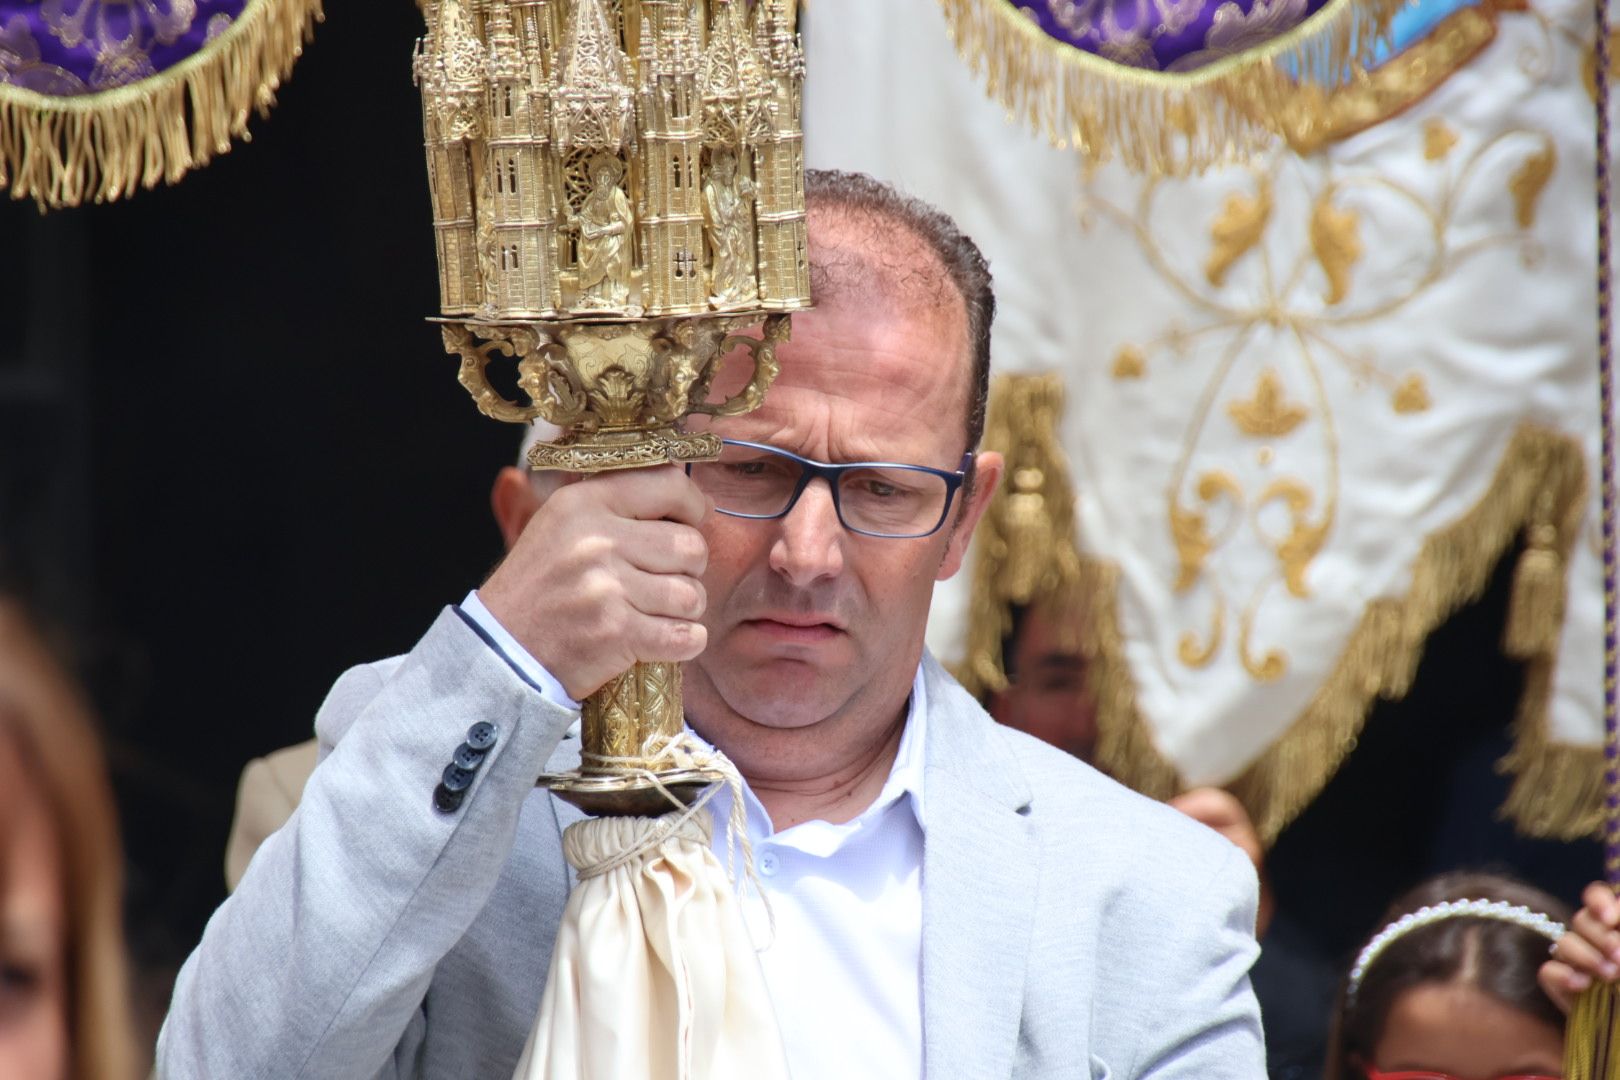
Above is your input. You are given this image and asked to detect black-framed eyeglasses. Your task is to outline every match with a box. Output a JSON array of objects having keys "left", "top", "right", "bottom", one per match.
[{"left": 686, "top": 438, "right": 972, "bottom": 539}]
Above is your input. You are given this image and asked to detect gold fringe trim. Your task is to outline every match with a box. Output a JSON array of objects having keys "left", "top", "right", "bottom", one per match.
[
  {"left": 0, "top": 0, "right": 324, "bottom": 209},
  {"left": 935, "top": 0, "right": 1409, "bottom": 174},
  {"left": 1565, "top": 973, "right": 1620, "bottom": 1080},
  {"left": 1500, "top": 655, "right": 1608, "bottom": 839},
  {"left": 1084, "top": 424, "right": 1591, "bottom": 845}
]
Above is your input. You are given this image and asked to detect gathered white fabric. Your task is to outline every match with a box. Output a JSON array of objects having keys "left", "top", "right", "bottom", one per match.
[{"left": 512, "top": 740, "right": 790, "bottom": 1080}]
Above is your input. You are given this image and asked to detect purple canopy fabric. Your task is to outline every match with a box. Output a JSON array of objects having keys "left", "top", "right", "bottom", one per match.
[
  {"left": 0, "top": 0, "right": 320, "bottom": 208},
  {"left": 0, "top": 0, "right": 251, "bottom": 96},
  {"left": 1008, "top": 0, "right": 1330, "bottom": 75}
]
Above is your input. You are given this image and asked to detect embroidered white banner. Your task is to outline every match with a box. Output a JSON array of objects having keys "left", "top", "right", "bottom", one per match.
[{"left": 802, "top": 0, "right": 1611, "bottom": 840}]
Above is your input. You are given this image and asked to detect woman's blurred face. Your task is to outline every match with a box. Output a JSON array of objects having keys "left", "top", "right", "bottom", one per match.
[
  {"left": 1370, "top": 980, "right": 1563, "bottom": 1079},
  {"left": 0, "top": 736, "right": 67, "bottom": 1080}
]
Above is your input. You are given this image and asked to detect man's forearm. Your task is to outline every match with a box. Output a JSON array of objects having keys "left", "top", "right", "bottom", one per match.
[{"left": 156, "top": 609, "right": 577, "bottom": 1080}]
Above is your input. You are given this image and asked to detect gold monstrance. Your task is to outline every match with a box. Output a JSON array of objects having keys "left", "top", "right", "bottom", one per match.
[{"left": 415, "top": 0, "right": 810, "bottom": 815}]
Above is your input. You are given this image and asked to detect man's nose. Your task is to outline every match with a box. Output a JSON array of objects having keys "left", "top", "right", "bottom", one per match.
[{"left": 769, "top": 479, "right": 845, "bottom": 587}]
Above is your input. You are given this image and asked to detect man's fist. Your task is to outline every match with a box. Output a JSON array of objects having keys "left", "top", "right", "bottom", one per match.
[{"left": 479, "top": 465, "right": 712, "bottom": 701}]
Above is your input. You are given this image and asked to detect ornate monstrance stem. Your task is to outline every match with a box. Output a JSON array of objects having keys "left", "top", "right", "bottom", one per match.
[
  {"left": 419, "top": 0, "right": 809, "bottom": 816},
  {"left": 446, "top": 312, "right": 792, "bottom": 815}
]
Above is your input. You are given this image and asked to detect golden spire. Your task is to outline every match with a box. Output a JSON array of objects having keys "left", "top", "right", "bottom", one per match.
[
  {"left": 701, "top": 0, "right": 772, "bottom": 146},
  {"left": 551, "top": 0, "right": 634, "bottom": 152}
]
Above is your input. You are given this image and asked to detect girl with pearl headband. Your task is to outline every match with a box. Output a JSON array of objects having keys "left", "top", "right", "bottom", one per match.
[{"left": 1328, "top": 871, "right": 1570, "bottom": 1080}]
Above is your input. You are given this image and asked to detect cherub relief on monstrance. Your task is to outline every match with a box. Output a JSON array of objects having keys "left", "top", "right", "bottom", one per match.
[
  {"left": 570, "top": 152, "right": 635, "bottom": 312},
  {"left": 704, "top": 146, "right": 758, "bottom": 309}
]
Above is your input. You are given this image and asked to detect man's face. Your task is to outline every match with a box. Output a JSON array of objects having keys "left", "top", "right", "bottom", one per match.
[
  {"left": 683, "top": 264, "right": 998, "bottom": 774},
  {"left": 988, "top": 602, "right": 1098, "bottom": 762}
]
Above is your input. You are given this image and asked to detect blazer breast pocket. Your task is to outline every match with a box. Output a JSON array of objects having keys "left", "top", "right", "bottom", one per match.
[{"left": 1089, "top": 1054, "right": 1113, "bottom": 1079}]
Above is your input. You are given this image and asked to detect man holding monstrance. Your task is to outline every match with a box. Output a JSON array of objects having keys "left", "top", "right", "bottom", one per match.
[{"left": 158, "top": 2, "right": 1264, "bottom": 1076}]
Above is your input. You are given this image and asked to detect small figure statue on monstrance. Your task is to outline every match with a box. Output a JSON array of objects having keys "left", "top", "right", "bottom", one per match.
[{"left": 570, "top": 152, "right": 636, "bottom": 312}]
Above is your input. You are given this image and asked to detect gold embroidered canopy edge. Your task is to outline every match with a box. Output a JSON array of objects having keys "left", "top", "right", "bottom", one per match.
[
  {"left": 935, "top": 0, "right": 1410, "bottom": 174},
  {"left": 0, "top": 0, "right": 324, "bottom": 209}
]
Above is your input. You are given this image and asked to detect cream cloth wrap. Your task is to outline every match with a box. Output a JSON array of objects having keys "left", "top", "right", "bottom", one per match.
[{"left": 513, "top": 760, "right": 791, "bottom": 1079}]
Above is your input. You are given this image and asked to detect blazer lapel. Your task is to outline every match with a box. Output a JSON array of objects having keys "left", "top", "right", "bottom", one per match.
[{"left": 919, "top": 655, "right": 1036, "bottom": 1079}]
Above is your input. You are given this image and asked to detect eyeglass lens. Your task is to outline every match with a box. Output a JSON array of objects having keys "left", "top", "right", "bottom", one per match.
[{"left": 688, "top": 443, "right": 952, "bottom": 538}]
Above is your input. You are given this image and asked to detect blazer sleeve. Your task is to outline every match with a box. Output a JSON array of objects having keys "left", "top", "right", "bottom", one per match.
[
  {"left": 224, "top": 740, "right": 320, "bottom": 891},
  {"left": 156, "top": 607, "right": 579, "bottom": 1080},
  {"left": 1129, "top": 844, "right": 1267, "bottom": 1079}
]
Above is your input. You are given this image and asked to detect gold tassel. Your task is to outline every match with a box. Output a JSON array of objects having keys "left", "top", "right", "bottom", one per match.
[
  {"left": 1504, "top": 527, "right": 1565, "bottom": 658},
  {"left": 953, "top": 374, "right": 1083, "bottom": 700},
  {"left": 1565, "top": 977, "right": 1620, "bottom": 1080},
  {"left": 0, "top": 0, "right": 324, "bottom": 209},
  {"left": 934, "top": 0, "right": 1409, "bottom": 174}
]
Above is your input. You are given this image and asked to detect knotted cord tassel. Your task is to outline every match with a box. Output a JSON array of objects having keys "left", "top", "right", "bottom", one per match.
[
  {"left": 1565, "top": 976, "right": 1620, "bottom": 1080},
  {"left": 1503, "top": 523, "right": 1564, "bottom": 658}
]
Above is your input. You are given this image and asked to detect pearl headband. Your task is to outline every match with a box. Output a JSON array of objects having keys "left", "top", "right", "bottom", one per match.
[{"left": 1347, "top": 898, "right": 1565, "bottom": 1002}]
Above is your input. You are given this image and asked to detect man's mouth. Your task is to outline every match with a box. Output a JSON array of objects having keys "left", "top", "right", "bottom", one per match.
[{"left": 741, "top": 613, "right": 846, "bottom": 643}]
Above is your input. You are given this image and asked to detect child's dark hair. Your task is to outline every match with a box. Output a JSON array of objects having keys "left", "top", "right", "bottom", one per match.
[{"left": 1324, "top": 870, "right": 1570, "bottom": 1080}]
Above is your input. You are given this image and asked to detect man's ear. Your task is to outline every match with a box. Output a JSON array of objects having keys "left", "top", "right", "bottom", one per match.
[
  {"left": 936, "top": 450, "right": 1003, "bottom": 582},
  {"left": 490, "top": 466, "right": 544, "bottom": 552}
]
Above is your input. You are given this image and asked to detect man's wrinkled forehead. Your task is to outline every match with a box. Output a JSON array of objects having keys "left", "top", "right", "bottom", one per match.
[{"left": 805, "top": 206, "right": 968, "bottom": 327}]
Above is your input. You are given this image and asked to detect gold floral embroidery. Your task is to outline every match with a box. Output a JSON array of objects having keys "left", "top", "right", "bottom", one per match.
[
  {"left": 1309, "top": 192, "right": 1362, "bottom": 305},
  {"left": 1393, "top": 372, "right": 1432, "bottom": 413},
  {"left": 1238, "top": 600, "right": 1288, "bottom": 681},
  {"left": 1178, "top": 600, "right": 1225, "bottom": 667},
  {"left": 1581, "top": 26, "right": 1620, "bottom": 101},
  {"left": 1086, "top": 425, "right": 1589, "bottom": 845},
  {"left": 1112, "top": 344, "right": 1148, "bottom": 378},
  {"left": 1171, "top": 469, "right": 1242, "bottom": 591},
  {"left": 1257, "top": 478, "right": 1330, "bottom": 598},
  {"left": 1424, "top": 118, "right": 1459, "bottom": 160},
  {"left": 1080, "top": 115, "right": 1556, "bottom": 687},
  {"left": 1509, "top": 145, "right": 1556, "bottom": 228},
  {"left": 1205, "top": 174, "right": 1272, "bottom": 287},
  {"left": 1227, "top": 369, "right": 1308, "bottom": 437}
]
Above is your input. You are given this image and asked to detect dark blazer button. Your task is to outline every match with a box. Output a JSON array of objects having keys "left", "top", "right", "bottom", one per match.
[
  {"left": 432, "top": 783, "right": 464, "bottom": 814},
  {"left": 465, "top": 722, "right": 499, "bottom": 752},
  {"left": 453, "top": 743, "right": 486, "bottom": 771},
  {"left": 442, "top": 763, "right": 475, "bottom": 793}
]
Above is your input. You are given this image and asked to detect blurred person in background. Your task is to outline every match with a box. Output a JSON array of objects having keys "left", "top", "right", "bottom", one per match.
[
  {"left": 986, "top": 594, "right": 1272, "bottom": 932},
  {"left": 1326, "top": 870, "right": 1568, "bottom": 1080},
  {"left": 0, "top": 595, "right": 140, "bottom": 1080},
  {"left": 224, "top": 427, "right": 560, "bottom": 890}
]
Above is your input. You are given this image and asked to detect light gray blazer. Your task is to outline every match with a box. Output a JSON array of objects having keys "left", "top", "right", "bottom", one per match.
[{"left": 157, "top": 608, "right": 1264, "bottom": 1079}]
